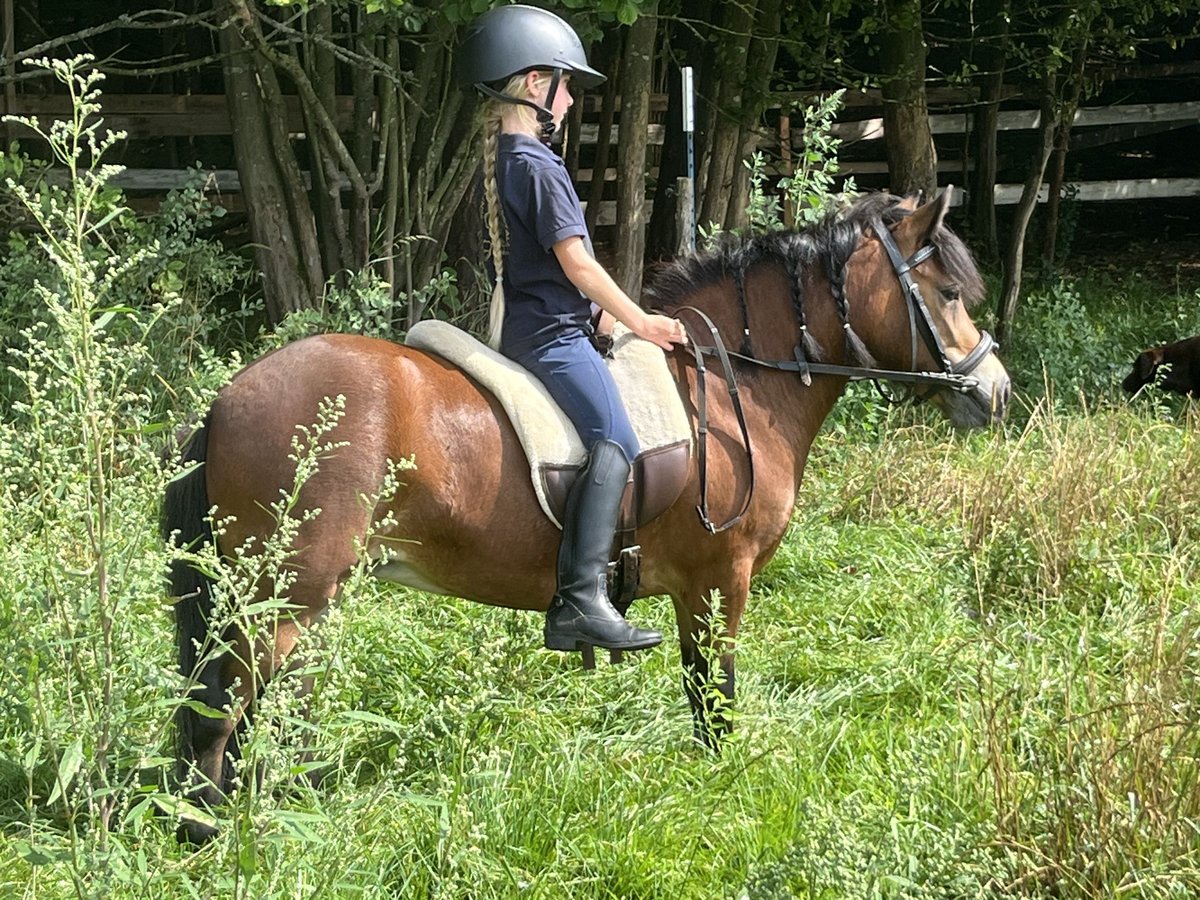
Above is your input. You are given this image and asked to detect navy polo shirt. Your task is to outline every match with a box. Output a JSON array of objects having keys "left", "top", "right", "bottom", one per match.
[{"left": 495, "top": 132, "right": 594, "bottom": 352}]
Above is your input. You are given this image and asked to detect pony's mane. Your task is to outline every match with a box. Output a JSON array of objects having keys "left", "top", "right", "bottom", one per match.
[{"left": 644, "top": 192, "right": 985, "bottom": 313}]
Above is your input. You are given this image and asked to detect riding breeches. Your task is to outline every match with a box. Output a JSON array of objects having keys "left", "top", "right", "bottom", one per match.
[{"left": 505, "top": 328, "right": 640, "bottom": 463}]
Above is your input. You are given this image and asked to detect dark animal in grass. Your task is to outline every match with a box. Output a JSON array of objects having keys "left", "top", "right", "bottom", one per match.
[{"left": 1123, "top": 336, "right": 1200, "bottom": 397}]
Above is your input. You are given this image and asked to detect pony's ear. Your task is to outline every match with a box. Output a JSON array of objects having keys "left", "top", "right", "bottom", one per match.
[
  {"left": 1125, "top": 347, "right": 1162, "bottom": 391},
  {"left": 890, "top": 186, "right": 953, "bottom": 254},
  {"left": 895, "top": 193, "right": 920, "bottom": 213},
  {"left": 1138, "top": 347, "right": 1164, "bottom": 380}
]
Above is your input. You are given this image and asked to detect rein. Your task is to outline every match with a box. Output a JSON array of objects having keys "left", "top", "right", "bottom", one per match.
[
  {"left": 672, "top": 220, "right": 999, "bottom": 535},
  {"left": 675, "top": 306, "right": 755, "bottom": 534}
]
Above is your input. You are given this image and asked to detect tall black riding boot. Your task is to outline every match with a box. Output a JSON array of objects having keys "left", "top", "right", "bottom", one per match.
[{"left": 544, "top": 439, "right": 663, "bottom": 652}]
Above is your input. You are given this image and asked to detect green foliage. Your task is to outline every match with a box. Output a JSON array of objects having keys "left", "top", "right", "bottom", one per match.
[
  {"left": 267, "top": 264, "right": 461, "bottom": 346},
  {"left": 0, "top": 55, "right": 206, "bottom": 895},
  {"left": 780, "top": 90, "right": 858, "bottom": 228},
  {"left": 269, "top": 268, "right": 401, "bottom": 345},
  {"left": 736, "top": 90, "right": 859, "bottom": 241},
  {"left": 0, "top": 143, "right": 253, "bottom": 411},
  {"left": 435, "top": 0, "right": 651, "bottom": 33},
  {"left": 3, "top": 48, "right": 1200, "bottom": 900},
  {"left": 1002, "top": 271, "right": 1200, "bottom": 415}
]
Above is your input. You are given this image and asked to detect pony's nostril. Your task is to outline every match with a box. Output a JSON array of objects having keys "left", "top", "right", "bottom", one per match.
[{"left": 992, "top": 379, "right": 1012, "bottom": 415}]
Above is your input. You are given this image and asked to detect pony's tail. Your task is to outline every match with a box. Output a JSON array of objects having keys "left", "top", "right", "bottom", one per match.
[
  {"left": 161, "top": 413, "right": 215, "bottom": 783},
  {"left": 486, "top": 281, "right": 506, "bottom": 350}
]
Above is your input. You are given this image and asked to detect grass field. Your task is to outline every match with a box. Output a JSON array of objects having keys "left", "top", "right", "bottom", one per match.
[
  {"left": 2, "top": 66, "right": 1199, "bottom": 895},
  {"left": 5, "top": 366, "right": 1200, "bottom": 897}
]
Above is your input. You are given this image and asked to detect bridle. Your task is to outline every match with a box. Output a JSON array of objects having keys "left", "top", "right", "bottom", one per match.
[
  {"left": 869, "top": 216, "right": 997, "bottom": 394},
  {"left": 674, "top": 217, "right": 1000, "bottom": 534}
]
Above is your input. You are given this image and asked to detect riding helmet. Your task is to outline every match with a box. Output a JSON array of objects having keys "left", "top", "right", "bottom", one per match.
[{"left": 457, "top": 5, "right": 605, "bottom": 91}]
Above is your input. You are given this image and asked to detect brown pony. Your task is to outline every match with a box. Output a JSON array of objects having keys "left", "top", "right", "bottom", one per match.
[{"left": 163, "top": 190, "right": 1010, "bottom": 842}]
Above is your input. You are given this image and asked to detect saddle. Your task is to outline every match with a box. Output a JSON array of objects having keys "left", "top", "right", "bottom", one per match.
[{"left": 405, "top": 319, "right": 692, "bottom": 610}]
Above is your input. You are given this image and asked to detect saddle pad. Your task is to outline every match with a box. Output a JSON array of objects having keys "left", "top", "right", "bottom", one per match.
[{"left": 405, "top": 319, "right": 691, "bottom": 528}]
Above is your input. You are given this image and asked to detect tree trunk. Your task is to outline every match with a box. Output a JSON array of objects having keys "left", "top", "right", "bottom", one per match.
[
  {"left": 378, "top": 27, "right": 401, "bottom": 294},
  {"left": 996, "top": 71, "right": 1056, "bottom": 345},
  {"left": 1042, "top": 125, "right": 1069, "bottom": 265},
  {"left": 564, "top": 67, "right": 585, "bottom": 178},
  {"left": 697, "top": 0, "right": 757, "bottom": 231},
  {"left": 220, "top": 2, "right": 324, "bottom": 324},
  {"left": 1041, "top": 39, "right": 1087, "bottom": 267},
  {"left": 646, "top": 0, "right": 710, "bottom": 258},
  {"left": 615, "top": 2, "right": 657, "bottom": 299},
  {"left": 302, "top": 1, "right": 344, "bottom": 282},
  {"left": 968, "top": 0, "right": 1009, "bottom": 264},
  {"left": 585, "top": 30, "right": 622, "bottom": 235},
  {"left": 348, "top": 9, "right": 378, "bottom": 272},
  {"left": 880, "top": 0, "right": 936, "bottom": 199},
  {"left": 725, "top": 0, "right": 781, "bottom": 231}
]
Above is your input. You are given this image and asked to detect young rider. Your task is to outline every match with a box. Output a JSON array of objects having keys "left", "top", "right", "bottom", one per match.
[{"left": 458, "top": 5, "right": 686, "bottom": 654}]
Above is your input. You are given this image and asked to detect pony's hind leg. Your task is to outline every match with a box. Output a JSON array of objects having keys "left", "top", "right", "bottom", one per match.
[
  {"left": 177, "top": 576, "right": 335, "bottom": 844},
  {"left": 176, "top": 614, "right": 260, "bottom": 845}
]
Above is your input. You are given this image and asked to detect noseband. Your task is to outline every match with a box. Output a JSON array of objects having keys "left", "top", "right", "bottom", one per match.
[{"left": 674, "top": 217, "right": 1000, "bottom": 533}]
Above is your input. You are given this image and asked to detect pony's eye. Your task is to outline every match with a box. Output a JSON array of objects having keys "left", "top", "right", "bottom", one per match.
[{"left": 940, "top": 284, "right": 962, "bottom": 303}]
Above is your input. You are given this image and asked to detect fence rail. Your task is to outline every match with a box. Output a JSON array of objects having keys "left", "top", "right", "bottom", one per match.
[{"left": 15, "top": 94, "right": 1199, "bottom": 206}]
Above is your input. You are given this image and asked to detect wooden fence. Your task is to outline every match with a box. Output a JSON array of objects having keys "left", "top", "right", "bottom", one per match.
[{"left": 10, "top": 92, "right": 1199, "bottom": 219}]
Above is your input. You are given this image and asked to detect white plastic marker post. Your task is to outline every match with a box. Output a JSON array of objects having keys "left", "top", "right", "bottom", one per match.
[{"left": 677, "top": 65, "right": 696, "bottom": 255}]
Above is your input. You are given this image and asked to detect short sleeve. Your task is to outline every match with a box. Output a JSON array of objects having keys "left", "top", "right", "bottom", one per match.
[{"left": 527, "top": 163, "right": 588, "bottom": 252}]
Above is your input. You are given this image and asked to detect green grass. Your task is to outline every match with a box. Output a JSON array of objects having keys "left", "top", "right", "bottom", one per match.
[
  {"left": 2, "top": 60, "right": 1199, "bottom": 896},
  {"left": 6, "top": 396, "right": 1200, "bottom": 897}
]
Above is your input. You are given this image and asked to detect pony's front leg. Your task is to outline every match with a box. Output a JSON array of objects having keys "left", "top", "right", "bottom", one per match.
[{"left": 672, "top": 569, "right": 749, "bottom": 749}]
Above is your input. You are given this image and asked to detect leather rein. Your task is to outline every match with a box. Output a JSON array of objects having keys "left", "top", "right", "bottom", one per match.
[{"left": 672, "top": 219, "right": 999, "bottom": 535}]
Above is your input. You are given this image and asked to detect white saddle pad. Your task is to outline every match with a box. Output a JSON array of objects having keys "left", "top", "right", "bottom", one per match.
[{"left": 405, "top": 319, "right": 692, "bottom": 528}]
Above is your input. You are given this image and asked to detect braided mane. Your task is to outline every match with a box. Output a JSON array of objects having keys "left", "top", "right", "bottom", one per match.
[{"left": 644, "top": 193, "right": 984, "bottom": 364}]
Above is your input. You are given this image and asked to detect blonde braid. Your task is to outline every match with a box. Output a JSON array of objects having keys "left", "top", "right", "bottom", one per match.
[
  {"left": 478, "top": 72, "right": 543, "bottom": 349},
  {"left": 482, "top": 117, "right": 507, "bottom": 349}
]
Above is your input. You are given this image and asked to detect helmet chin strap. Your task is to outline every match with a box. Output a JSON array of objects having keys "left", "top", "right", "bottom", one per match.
[{"left": 476, "top": 69, "right": 563, "bottom": 144}]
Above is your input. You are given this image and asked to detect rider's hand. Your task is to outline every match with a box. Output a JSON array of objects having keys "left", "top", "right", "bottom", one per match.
[{"left": 636, "top": 313, "right": 687, "bottom": 351}]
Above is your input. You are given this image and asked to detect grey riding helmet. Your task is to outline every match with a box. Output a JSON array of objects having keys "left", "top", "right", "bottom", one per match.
[
  {"left": 458, "top": 5, "right": 604, "bottom": 138},
  {"left": 457, "top": 5, "right": 605, "bottom": 91}
]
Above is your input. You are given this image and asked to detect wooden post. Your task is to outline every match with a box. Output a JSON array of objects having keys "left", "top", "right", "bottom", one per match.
[
  {"left": 676, "top": 66, "right": 696, "bottom": 256},
  {"left": 675, "top": 176, "right": 695, "bottom": 256},
  {"left": 779, "top": 112, "right": 793, "bottom": 227}
]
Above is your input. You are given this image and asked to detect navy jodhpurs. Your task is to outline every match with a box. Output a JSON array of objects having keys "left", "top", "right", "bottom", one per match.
[{"left": 506, "top": 328, "right": 640, "bottom": 463}]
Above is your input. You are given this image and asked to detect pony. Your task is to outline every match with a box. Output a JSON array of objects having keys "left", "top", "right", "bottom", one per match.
[
  {"left": 163, "top": 189, "right": 1010, "bottom": 842},
  {"left": 1123, "top": 335, "right": 1200, "bottom": 397}
]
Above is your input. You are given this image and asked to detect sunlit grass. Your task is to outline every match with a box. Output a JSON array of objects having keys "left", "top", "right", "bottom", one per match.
[{"left": 1, "top": 60, "right": 1198, "bottom": 894}]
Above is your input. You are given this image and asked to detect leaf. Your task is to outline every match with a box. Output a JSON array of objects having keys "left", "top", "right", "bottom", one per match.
[
  {"left": 13, "top": 839, "right": 66, "bottom": 866},
  {"left": 152, "top": 794, "right": 218, "bottom": 829},
  {"left": 125, "top": 795, "right": 155, "bottom": 828},
  {"left": 177, "top": 698, "right": 229, "bottom": 719},
  {"left": 23, "top": 738, "right": 42, "bottom": 770},
  {"left": 336, "top": 709, "right": 407, "bottom": 732},
  {"left": 272, "top": 809, "right": 327, "bottom": 842},
  {"left": 84, "top": 205, "right": 127, "bottom": 235},
  {"left": 47, "top": 738, "right": 83, "bottom": 806},
  {"left": 165, "top": 460, "right": 204, "bottom": 484},
  {"left": 238, "top": 836, "right": 258, "bottom": 878}
]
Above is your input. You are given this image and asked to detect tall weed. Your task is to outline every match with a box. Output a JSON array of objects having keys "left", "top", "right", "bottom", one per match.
[{"left": 0, "top": 55, "right": 188, "bottom": 893}]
